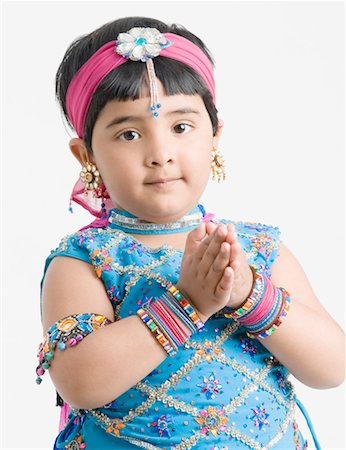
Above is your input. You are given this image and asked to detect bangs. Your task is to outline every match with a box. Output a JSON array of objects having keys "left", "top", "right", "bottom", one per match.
[
  {"left": 93, "top": 57, "right": 210, "bottom": 102},
  {"left": 83, "top": 57, "right": 213, "bottom": 149}
]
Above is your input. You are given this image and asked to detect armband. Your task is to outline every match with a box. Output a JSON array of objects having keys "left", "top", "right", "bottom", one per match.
[{"left": 35, "top": 313, "right": 112, "bottom": 384}]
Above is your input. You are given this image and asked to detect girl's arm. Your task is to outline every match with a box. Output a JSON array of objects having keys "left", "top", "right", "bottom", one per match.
[
  {"left": 261, "top": 243, "right": 345, "bottom": 388},
  {"left": 42, "top": 256, "right": 173, "bottom": 410}
]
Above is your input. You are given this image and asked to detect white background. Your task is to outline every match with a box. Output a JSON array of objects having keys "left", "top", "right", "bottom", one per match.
[{"left": 1, "top": 1, "right": 345, "bottom": 449}]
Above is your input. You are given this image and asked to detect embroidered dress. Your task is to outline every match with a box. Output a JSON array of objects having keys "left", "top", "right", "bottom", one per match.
[{"left": 41, "top": 212, "right": 308, "bottom": 449}]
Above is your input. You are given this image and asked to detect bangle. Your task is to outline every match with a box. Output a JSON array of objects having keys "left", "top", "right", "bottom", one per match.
[
  {"left": 137, "top": 285, "right": 205, "bottom": 357},
  {"left": 224, "top": 266, "right": 263, "bottom": 319},
  {"left": 137, "top": 307, "right": 178, "bottom": 357},
  {"left": 246, "top": 289, "right": 292, "bottom": 340},
  {"left": 166, "top": 284, "right": 204, "bottom": 330}
]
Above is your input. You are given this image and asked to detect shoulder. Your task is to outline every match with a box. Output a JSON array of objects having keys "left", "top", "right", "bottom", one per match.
[
  {"left": 220, "top": 218, "right": 282, "bottom": 276},
  {"left": 43, "top": 226, "right": 119, "bottom": 277}
]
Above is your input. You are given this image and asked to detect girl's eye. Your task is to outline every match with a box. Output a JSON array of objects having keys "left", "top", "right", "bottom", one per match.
[
  {"left": 174, "top": 123, "right": 192, "bottom": 134},
  {"left": 118, "top": 130, "right": 140, "bottom": 141}
]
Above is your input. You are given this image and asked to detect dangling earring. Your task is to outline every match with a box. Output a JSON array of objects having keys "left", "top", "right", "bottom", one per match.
[
  {"left": 80, "top": 162, "right": 102, "bottom": 197},
  {"left": 211, "top": 147, "right": 226, "bottom": 182}
]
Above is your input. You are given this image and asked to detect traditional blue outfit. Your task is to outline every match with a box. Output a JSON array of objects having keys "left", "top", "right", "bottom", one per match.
[{"left": 41, "top": 209, "right": 317, "bottom": 449}]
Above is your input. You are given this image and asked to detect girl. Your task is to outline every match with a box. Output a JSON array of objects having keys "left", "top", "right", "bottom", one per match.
[{"left": 36, "top": 16, "right": 344, "bottom": 450}]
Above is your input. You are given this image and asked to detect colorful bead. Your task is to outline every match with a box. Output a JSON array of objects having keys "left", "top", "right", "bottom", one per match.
[{"left": 36, "top": 313, "right": 112, "bottom": 385}]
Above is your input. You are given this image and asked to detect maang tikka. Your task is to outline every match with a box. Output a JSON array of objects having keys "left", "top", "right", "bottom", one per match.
[{"left": 211, "top": 147, "right": 226, "bottom": 182}]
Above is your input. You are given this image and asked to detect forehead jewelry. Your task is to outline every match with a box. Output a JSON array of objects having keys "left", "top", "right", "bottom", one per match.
[{"left": 116, "top": 27, "right": 171, "bottom": 118}]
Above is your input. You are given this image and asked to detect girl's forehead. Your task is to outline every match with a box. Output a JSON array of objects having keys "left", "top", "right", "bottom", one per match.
[{"left": 98, "top": 89, "right": 207, "bottom": 123}]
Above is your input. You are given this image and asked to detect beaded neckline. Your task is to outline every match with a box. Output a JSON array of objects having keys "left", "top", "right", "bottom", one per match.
[{"left": 108, "top": 205, "right": 206, "bottom": 235}]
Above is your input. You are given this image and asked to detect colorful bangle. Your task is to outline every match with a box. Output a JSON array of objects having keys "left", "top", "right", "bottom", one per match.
[
  {"left": 137, "top": 285, "right": 205, "bottom": 357},
  {"left": 246, "top": 289, "right": 292, "bottom": 340},
  {"left": 137, "top": 307, "right": 178, "bottom": 357},
  {"left": 166, "top": 284, "right": 204, "bottom": 330},
  {"left": 244, "top": 285, "right": 282, "bottom": 332},
  {"left": 36, "top": 313, "right": 112, "bottom": 385},
  {"left": 160, "top": 292, "right": 197, "bottom": 335}
]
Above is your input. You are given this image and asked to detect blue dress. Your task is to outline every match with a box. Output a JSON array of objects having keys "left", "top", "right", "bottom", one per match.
[{"left": 41, "top": 213, "right": 310, "bottom": 449}]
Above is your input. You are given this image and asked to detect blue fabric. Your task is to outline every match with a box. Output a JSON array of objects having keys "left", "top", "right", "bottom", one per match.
[{"left": 43, "top": 214, "right": 313, "bottom": 449}]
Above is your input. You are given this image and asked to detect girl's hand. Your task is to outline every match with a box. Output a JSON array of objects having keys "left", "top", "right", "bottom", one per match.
[
  {"left": 177, "top": 222, "right": 236, "bottom": 322},
  {"left": 222, "top": 223, "right": 254, "bottom": 309}
]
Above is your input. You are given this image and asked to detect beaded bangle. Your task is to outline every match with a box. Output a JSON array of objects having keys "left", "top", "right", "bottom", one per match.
[
  {"left": 160, "top": 292, "right": 197, "bottom": 334},
  {"left": 244, "top": 284, "right": 282, "bottom": 332},
  {"left": 166, "top": 284, "right": 204, "bottom": 330},
  {"left": 137, "top": 285, "right": 205, "bottom": 357},
  {"left": 246, "top": 289, "right": 292, "bottom": 340},
  {"left": 137, "top": 307, "right": 178, "bottom": 357},
  {"left": 151, "top": 299, "right": 191, "bottom": 344},
  {"left": 36, "top": 313, "right": 112, "bottom": 385},
  {"left": 221, "top": 264, "right": 293, "bottom": 340},
  {"left": 246, "top": 291, "right": 282, "bottom": 333}
]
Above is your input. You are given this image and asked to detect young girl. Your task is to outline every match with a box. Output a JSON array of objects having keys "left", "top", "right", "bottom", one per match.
[{"left": 36, "top": 16, "right": 344, "bottom": 450}]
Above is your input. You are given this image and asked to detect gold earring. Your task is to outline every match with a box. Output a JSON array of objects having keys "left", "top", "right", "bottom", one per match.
[
  {"left": 211, "top": 147, "right": 226, "bottom": 182},
  {"left": 80, "top": 162, "right": 102, "bottom": 197}
]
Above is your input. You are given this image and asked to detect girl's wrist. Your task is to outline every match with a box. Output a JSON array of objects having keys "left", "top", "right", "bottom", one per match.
[
  {"left": 226, "top": 264, "right": 255, "bottom": 309},
  {"left": 175, "top": 285, "right": 210, "bottom": 324}
]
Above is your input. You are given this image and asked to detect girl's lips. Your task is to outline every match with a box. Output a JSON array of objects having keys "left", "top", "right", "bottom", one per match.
[
  {"left": 146, "top": 178, "right": 181, "bottom": 188},
  {"left": 147, "top": 178, "right": 180, "bottom": 184}
]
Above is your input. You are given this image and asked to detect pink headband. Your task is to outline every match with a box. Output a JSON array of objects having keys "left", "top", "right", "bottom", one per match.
[{"left": 66, "top": 29, "right": 216, "bottom": 138}]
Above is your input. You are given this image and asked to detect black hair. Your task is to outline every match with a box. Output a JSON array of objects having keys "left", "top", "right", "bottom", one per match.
[{"left": 56, "top": 16, "right": 218, "bottom": 152}]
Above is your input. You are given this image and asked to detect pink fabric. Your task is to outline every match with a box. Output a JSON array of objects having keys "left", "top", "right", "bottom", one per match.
[
  {"left": 202, "top": 212, "right": 215, "bottom": 223},
  {"left": 70, "top": 178, "right": 114, "bottom": 221},
  {"left": 66, "top": 33, "right": 216, "bottom": 139},
  {"left": 59, "top": 402, "right": 72, "bottom": 432}
]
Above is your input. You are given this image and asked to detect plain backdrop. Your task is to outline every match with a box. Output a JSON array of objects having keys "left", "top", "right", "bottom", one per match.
[{"left": 1, "top": 1, "right": 345, "bottom": 449}]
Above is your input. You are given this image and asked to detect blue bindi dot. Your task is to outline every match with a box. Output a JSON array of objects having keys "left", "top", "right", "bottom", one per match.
[
  {"left": 153, "top": 112, "right": 159, "bottom": 117},
  {"left": 156, "top": 103, "right": 161, "bottom": 109}
]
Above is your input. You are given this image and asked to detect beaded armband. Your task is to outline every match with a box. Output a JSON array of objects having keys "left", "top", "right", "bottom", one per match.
[
  {"left": 36, "top": 313, "right": 112, "bottom": 385},
  {"left": 137, "top": 285, "right": 205, "bottom": 357}
]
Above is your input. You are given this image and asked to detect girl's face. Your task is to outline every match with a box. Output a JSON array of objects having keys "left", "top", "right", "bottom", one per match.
[{"left": 77, "top": 81, "right": 222, "bottom": 223}]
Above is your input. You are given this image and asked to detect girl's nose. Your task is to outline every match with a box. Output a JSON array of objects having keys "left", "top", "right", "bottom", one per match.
[{"left": 145, "top": 145, "right": 176, "bottom": 167}]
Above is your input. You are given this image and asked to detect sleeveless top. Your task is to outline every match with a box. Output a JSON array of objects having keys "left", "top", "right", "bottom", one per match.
[{"left": 41, "top": 216, "right": 310, "bottom": 450}]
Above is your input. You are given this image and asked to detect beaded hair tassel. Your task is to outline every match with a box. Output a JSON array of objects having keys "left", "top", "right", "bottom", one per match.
[
  {"left": 137, "top": 284, "right": 205, "bottom": 356},
  {"left": 146, "top": 58, "right": 161, "bottom": 117},
  {"left": 225, "top": 266, "right": 292, "bottom": 339},
  {"left": 36, "top": 313, "right": 112, "bottom": 384}
]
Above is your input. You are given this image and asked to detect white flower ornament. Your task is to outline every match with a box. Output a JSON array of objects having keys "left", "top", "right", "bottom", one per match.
[
  {"left": 116, "top": 27, "right": 171, "bottom": 62},
  {"left": 115, "top": 27, "right": 172, "bottom": 117}
]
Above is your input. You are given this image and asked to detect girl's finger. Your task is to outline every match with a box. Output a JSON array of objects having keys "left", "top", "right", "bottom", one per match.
[
  {"left": 184, "top": 223, "right": 206, "bottom": 256},
  {"left": 229, "top": 242, "right": 245, "bottom": 269},
  {"left": 205, "top": 241, "right": 230, "bottom": 284},
  {"left": 193, "top": 224, "right": 224, "bottom": 262},
  {"left": 214, "top": 266, "right": 234, "bottom": 297},
  {"left": 198, "top": 225, "right": 228, "bottom": 277}
]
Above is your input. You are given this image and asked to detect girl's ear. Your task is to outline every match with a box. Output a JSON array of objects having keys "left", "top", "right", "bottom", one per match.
[
  {"left": 69, "top": 138, "right": 95, "bottom": 165},
  {"left": 212, "top": 119, "right": 224, "bottom": 148}
]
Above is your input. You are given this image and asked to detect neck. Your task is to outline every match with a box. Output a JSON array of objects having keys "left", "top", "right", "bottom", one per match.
[{"left": 107, "top": 205, "right": 208, "bottom": 235}]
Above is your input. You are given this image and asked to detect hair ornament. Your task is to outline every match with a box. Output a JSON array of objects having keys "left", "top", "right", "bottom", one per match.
[{"left": 116, "top": 27, "right": 172, "bottom": 117}]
